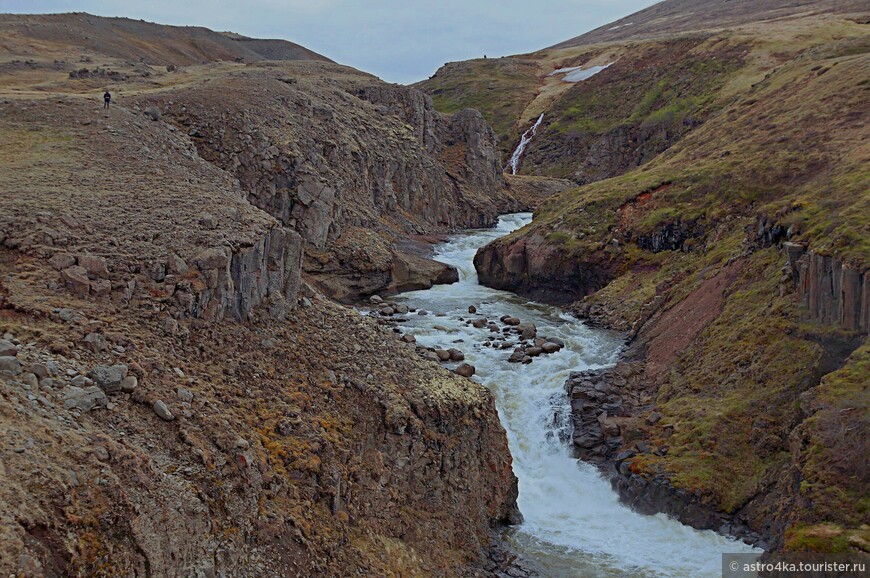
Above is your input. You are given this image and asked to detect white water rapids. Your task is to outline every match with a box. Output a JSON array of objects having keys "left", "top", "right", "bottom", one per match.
[
  {"left": 508, "top": 114, "right": 544, "bottom": 175},
  {"left": 390, "top": 213, "right": 759, "bottom": 577}
]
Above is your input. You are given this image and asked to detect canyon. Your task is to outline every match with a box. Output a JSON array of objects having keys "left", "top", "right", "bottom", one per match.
[{"left": 0, "top": 0, "right": 868, "bottom": 575}]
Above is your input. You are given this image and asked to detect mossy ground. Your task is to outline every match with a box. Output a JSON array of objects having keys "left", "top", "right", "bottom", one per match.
[{"left": 471, "top": 12, "right": 869, "bottom": 549}]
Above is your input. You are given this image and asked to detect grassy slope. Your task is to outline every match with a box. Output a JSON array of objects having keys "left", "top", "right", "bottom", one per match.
[
  {"left": 414, "top": 58, "right": 542, "bottom": 159},
  {"left": 480, "top": 19, "right": 869, "bottom": 548}
]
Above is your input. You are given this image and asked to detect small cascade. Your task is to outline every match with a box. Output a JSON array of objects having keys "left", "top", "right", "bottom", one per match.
[{"left": 508, "top": 113, "right": 544, "bottom": 175}]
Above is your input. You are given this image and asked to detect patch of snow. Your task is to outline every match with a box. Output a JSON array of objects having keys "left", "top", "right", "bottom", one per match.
[{"left": 562, "top": 63, "right": 613, "bottom": 82}]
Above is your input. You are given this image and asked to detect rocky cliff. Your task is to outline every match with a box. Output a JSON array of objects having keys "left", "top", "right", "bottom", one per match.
[
  {"left": 0, "top": 14, "right": 524, "bottom": 577},
  {"left": 471, "top": 2, "right": 870, "bottom": 553},
  {"left": 131, "top": 61, "right": 519, "bottom": 301}
]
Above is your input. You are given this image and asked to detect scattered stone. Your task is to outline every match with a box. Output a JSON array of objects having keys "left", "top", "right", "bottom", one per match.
[
  {"left": 63, "top": 385, "right": 108, "bottom": 412},
  {"left": 548, "top": 337, "right": 565, "bottom": 348},
  {"left": 92, "top": 446, "right": 110, "bottom": 461},
  {"left": 521, "top": 356, "right": 533, "bottom": 364},
  {"left": 20, "top": 373, "right": 39, "bottom": 388},
  {"left": 394, "top": 304, "right": 409, "bottom": 315},
  {"left": 300, "top": 296, "right": 313, "bottom": 308},
  {"left": 417, "top": 309, "right": 428, "bottom": 316},
  {"left": 468, "top": 305, "right": 477, "bottom": 314},
  {"left": 616, "top": 450, "right": 637, "bottom": 462},
  {"left": 517, "top": 323, "right": 536, "bottom": 340},
  {"left": 369, "top": 295, "right": 383, "bottom": 304},
  {"left": 526, "top": 347, "right": 542, "bottom": 357},
  {"left": 49, "top": 253, "right": 76, "bottom": 270},
  {"left": 0, "top": 356, "right": 22, "bottom": 375},
  {"left": 433, "top": 325, "right": 449, "bottom": 331},
  {"left": 61, "top": 266, "right": 91, "bottom": 295},
  {"left": 83, "top": 332, "right": 108, "bottom": 353},
  {"left": 91, "top": 279, "right": 111, "bottom": 296},
  {"left": 77, "top": 254, "right": 109, "bottom": 278},
  {"left": 39, "top": 378, "right": 55, "bottom": 389},
  {"left": 235, "top": 438, "right": 250, "bottom": 449},
  {"left": 542, "top": 342, "right": 561, "bottom": 354},
  {"left": 488, "top": 323, "right": 500, "bottom": 332},
  {"left": 646, "top": 411, "right": 663, "bottom": 425},
  {"left": 0, "top": 339, "right": 17, "bottom": 357},
  {"left": 447, "top": 348, "right": 464, "bottom": 361},
  {"left": 161, "top": 317, "right": 179, "bottom": 335},
  {"left": 635, "top": 441, "right": 650, "bottom": 454},
  {"left": 88, "top": 364, "right": 128, "bottom": 394},
  {"left": 144, "top": 106, "right": 162, "bottom": 121},
  {"left": 455, "top": 363, "right": 475, "bottom": 378},
  {"left": 434, "top": 349, "right": 451, "bottom": 361},
  {"left": 380, "top": 307, "right": 394, "bottom": 316},
  {"left": 471, "top": 318, "right": 488, "bottom": 328},
  {"left": 166, "top": 253, "right": 189, "bottom": 275},
  {"left": 504, "top": 317, "right": 521, "bottom": 326},
  {"left": 153, "top": 400, "right": 174, "bottom": 421},
  {"left": 119, "top": 375, "right": 137, "bottom": 393},
  {"left": 31, "top": 362, "right": 53, "bottom": 379},
  {"left": 400, "top": 334, "right": 416, "bottom": 343},
  {"left": 70, "top": 375, "right": 91, "bottom": 387},
  {"left": 508, "top": 349, "right": 524, "bottom": 363}
]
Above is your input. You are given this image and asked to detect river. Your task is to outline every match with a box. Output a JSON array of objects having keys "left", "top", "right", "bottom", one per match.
[{"left": 390, "top": 213, "right": 759, "bottom": 577}]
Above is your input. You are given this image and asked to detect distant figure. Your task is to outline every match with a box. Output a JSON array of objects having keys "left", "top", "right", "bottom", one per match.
[{"left": 103, "top": 90, "right": 111, "bottom": 109}]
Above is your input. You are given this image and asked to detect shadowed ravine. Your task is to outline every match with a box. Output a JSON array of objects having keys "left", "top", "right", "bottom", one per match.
[{"left": 390, "top": 214, "right": 759, "bottom": 577}]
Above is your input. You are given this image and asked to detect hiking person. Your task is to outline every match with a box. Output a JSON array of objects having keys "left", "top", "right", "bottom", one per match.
[{"left": 103, "top": 90, "right": 111, "bottom": 109}]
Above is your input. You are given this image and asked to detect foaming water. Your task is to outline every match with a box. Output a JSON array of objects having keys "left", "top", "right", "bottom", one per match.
[
  {"left": 508, "top": 114, "right": 544, "bottom": 175},
  {"left": 391, "top": 213, "right": 759, "bottom": 577}
]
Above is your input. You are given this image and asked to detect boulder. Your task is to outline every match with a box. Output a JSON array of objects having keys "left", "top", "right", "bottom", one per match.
[
  {"left": 400, "top": 334, "right": 416, "bottom": 343},
  {"left": 120, "top": 375, "right": 138, "bottom": 393},
  {"left": 434, "top": 349, "right": 451, "bottom": 361},
  {"left": 369, "top": 295, "right": 383, "bottom": 304},
  {"left": 83, "top": 332, "right": 108, "bottom": 353},
  {"left": 504, "top": 317, "right": 521, "bottom": 326},
  {"left": 646, "top": 411, "right": 663, "bottom": 425},
  {"left": 88, "top": 364, "right": 129, "bottom": 394},
  {"left": 526, "top": 347, "right": 542, "bottom": 357},
  {"left": 0, "top": 356, "right": 22, "bottom": 375},
  {"left": 517, "top": 322, "right": 536, "bottom": 340},
  {"left": 455, "top": 363, "right": 475, "bottom": 378},
  {"left": 49, "top": 253, "right": 76, "bottom": 270},
  {"left": 471, "top": 318, "right": 488, "bottom": 328},
  {"left": 447, "top": 348, "right": 464, "bottom": 361},
  {"left": 468, "top": 305, "right": 477, "bottom": 314},
  {"left": 0, "top": 339, "right": 17, "bottom": 357},
  {"left": 63, "top": 386, "right": 108, "bottom": 412},
  {"left": 542, "top": 342, "right": 561, "bottom": 354},
  {"left": 77, "top": 254, "right": 109, "bottom": 278},
  {"left": 61, "top": 266, "right": 91, "bottom": 295},
  {"left": 394, "top": 304, "right": 410, "bottom": 315},
  {"left": 153, "top": 400, "right": 174, "bottom": 421}
]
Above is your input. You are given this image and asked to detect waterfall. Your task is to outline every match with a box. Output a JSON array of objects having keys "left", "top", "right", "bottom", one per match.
[{"left": 508, "top": 113, "right": 544, "bottom": 175}]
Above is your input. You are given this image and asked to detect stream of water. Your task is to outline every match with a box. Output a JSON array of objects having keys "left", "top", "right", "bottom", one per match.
[{"left": 391, "top": 213, "right": 759, "bottom": 577}]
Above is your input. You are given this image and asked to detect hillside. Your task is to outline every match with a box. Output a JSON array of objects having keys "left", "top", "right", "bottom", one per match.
[
  {"left": 0, "top": 13, "right": 331, "bottom": 65},
  {"left": 0, "top": 14, "right": 528, "bottom": 577},
  {"left": 442, "top": 0, "right": 870, "bottom": 554}
]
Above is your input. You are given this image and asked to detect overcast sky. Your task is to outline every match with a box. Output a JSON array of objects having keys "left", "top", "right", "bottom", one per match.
[{"left": 0, "top": 1, "right": 660, "bottom": 84}]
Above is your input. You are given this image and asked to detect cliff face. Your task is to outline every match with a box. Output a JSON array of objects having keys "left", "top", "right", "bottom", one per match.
[
  {"left": 472, "top": 6, "right": 870, "bottom": 553},
  {"left": 0, "top": 16, "right": 522, "bottom": 577},
  {"left": 133, "top": 62, "right": 518, "bottom": 301}
]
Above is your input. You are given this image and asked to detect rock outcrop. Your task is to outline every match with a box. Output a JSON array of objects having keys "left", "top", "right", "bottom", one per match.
[{"left": 793, "top": 249, "right": 869, "bottom": 333}]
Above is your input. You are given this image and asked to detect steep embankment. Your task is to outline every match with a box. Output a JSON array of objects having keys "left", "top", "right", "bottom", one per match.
[
  {"left": 417, "top": 1, "right": 868, "bottom": 185},
  {"left": 470, "top": 2, "right": 869, "bottom": 553},
  {"left": 1, "top": 13, "right": 526, "bottom": 303},
  {"left": 0, "top": 15, "right": 524, "bottom": 577}
]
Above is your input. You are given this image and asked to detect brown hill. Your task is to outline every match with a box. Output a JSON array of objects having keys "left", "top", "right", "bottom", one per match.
[
  {"left": 552, "top": 0, "right": 870, "bottom": 47},
  {"left": 0, "top": 12, "right": 332, "bottom": 66}
]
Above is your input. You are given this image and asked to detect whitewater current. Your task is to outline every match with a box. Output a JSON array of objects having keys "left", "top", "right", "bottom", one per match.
[{"left": 390, "top": 213, "right": 759, "bottom": 577}]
